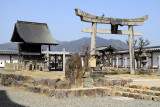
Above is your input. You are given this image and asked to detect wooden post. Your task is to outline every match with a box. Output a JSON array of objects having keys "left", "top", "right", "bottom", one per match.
[
  {"left": 46, "top": 47, "right": 49, "bottom": 70},
  {"left": 128, "top": 25, "right": 135, "bottom": 75},
  {"left": 158, "top": 56, "right": 160, "bottom": 69},
  {"left": 125, "top": 57, "right": 127, "bottom": 68},
  {"left": 62, "top": 48, "right": 65, "bottom": 72},
  {"left": 91, "top": 22, "right": 97, "bottom": 56},
  {"left": 116, "top": 57, "right": 118, "bottom": 68}
]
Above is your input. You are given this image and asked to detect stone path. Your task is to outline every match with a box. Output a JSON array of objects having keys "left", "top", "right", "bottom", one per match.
[{"left": 1, "top": 86, "right": 160, "bottom": 107}]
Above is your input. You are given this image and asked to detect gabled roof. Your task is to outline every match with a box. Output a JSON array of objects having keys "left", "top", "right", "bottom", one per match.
[
  {"left": 11, "top": 21, "right": 58, "bottom": 45},
  {"left": 96, "top": 45, "right": 116, "bottom": 51},
  {"left": 118, "top": 46, "right": 160, "bottom": 54},
  {"left": 0, "top": 50, "right": 18, "bottom": 55}
]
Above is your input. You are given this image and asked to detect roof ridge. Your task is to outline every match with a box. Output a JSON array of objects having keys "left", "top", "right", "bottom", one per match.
[{"left": 17, "top": 20, "right": 47, "bottom": 25}]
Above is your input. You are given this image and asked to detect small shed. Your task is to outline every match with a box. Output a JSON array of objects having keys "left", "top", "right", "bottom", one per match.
[{"left": 11, "top": 21, "right": 58, "bottom": 70}]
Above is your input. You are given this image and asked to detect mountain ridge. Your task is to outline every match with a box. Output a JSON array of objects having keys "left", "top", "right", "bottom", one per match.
[{"left": 0, "top": 36, "right": 128, "bottom": 52}]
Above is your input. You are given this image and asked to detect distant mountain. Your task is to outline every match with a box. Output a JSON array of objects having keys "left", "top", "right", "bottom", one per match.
[
  {"left": 0, "top": 36, "right": 128, "bottom": 52},
  {"left": 0, "top": 42, "right": 18, "bottom": 50},
  {"left": 51, "top": 36, "right": 128, "bottom": 52}
]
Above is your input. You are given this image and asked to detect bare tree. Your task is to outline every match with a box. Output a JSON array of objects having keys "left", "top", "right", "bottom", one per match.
[
  {"left": 82, "top": 44, "right": 90, "bottom": 75},
  {"left": 126, "top": 37, "right": 150, "bottom": 68}
]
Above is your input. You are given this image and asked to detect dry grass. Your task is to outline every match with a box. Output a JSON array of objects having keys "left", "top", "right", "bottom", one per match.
[
  {"left": 105, "top": 74, "right": 160, "bottom": 79},
  {"left": 0, "top": 70, "right": 65, "bottom": 79}
]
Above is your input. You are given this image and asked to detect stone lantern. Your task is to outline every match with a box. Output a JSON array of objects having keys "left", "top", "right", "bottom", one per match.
[{"left": 140, "top": 51, "right": 149, "bottom": 74}]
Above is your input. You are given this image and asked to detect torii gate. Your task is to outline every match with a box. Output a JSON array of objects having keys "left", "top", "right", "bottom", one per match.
[{"left": 75, "top": 8, "right": 148, "bottom": 75}]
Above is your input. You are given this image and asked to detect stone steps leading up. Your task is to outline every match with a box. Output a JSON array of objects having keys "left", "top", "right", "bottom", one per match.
[
  {"left": 112, "top": 91, "right": 160, "bottom": 101},
  {"left": 113, "top": 86, "right": 160, "bottom": 96},
  {"left": 124, "top": 84, "right": 160, "bottom": 91}
]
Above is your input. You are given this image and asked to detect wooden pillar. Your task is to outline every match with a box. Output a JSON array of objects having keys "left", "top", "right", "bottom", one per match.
[
  {"left": 46, "top": 47, "right": 49, "bottom": 70},
  {"left": 151, "top": 52, "right": 153, "bottom": 68},
  {"left": 62, "top": 48, "right": 65, "bottom": 72},
  {"left": 121, "top": 54, "right": 123, "bottom": 67},
  {"left": 128, "top": 25, "right": 135, "bottom": 74},
  {"left": 125, "top": 57, "right": 127, "bottom": 68},
  {"left": 116, "top": 57, "right": 119, "bottom": 68},
  {"left": 10, "top": 55, "right": 12, "bottom": 63},
  {"left": 49, "top": 45, "right": 51, "bottom": 51},
  {"left": 91, "top": 22, "right": 97, "bottom": 56},
  {"left": 158, "top": 56, "right": 160, "bottom": 69}
]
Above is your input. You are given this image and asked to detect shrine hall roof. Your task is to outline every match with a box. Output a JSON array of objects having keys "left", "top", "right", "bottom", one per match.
[{"left": 11, "top": 21, "right": 58, "bottom": 45}]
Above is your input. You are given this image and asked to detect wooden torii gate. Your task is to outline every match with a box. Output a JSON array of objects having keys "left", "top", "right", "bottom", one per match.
[{"left": 75, "top": 8, "right": 148, "bottom": 75}]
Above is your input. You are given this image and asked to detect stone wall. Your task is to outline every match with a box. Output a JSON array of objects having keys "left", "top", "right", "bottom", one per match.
[
  {"left": 5, "top": 63, "right": 23, "bottom": 71},
  {"left": 0, "top": 72, "right": 160, "bottom": 101}
]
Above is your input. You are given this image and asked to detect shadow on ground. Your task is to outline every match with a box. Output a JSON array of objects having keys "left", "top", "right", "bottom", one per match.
[{"left": 0, "top": 90, "right": 24, "bottom": 107}]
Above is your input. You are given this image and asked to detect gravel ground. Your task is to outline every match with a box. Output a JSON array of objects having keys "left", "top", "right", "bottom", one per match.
[{"left": 0, "top": 86, "right": 160, "bottom": 107}]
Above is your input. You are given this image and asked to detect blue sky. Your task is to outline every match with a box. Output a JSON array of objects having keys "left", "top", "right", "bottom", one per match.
[{"left": 0, "top": 0, "right": 160, "bottom": 46}]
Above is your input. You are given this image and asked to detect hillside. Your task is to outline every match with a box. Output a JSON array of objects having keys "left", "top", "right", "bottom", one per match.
[{"left": 0, "top": 36, "right": 128, "bottom": 52}]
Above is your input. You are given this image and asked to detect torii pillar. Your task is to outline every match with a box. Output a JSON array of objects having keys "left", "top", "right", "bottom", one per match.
[
  {"left": 75, "top": 8, "right": 148, "bottom": 75},
  {"left": 91, "top": 22, "right": 97, "bottom": 56}
]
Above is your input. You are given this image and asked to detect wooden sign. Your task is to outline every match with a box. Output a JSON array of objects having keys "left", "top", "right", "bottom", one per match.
[{"left": 89, "top": 57, "right": 96, "bottom": 67}]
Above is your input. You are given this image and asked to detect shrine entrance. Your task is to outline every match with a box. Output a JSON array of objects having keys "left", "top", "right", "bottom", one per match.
[
  {"left": 75, "top": 9, "right": 148, "bottom": 74},
  {"left": 49, "top": 54, "right": 63, "bottom": 71}
]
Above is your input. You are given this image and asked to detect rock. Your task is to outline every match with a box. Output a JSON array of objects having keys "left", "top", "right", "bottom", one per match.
[
  {"left": 34, "top": 78, "right": 43, "bottom": 86},
  {"left": 40, "top": 88, "right": 52, "bottom": 96},
  {"left": 83, "top": 77, "right": 94, "bottom": 88},
  {"left": 1, "top": 74, "right": 13, "bottom": 86},
  {"left": 126, "top": 88, "right": 133, "bottom": 93},
  {"left": 95, "top": 88, "right": 104, "bottom": 97},
  {"left": 16, "top": 75, "right": 25, "bottom": 81},
  {"left": 65, "top": 90, "right": 76, "bottom": 98},
  {"left": 121, "top": 80, "right": 127, "bottom": 86},
  {"left": 150, "top": 86, "right": 157, "bottom": 91},
  {"left": 129, "top": 85, "right": 137, "bottom": 88},
  {"left": 128, "top": 93, "right": 134, "bottom": 98},
  {"left": 113, "top": 80, "right": 119, "bottom": 86},
  {"left": 56, "top": 81, "right": 71, "bottom": 89},
  {"left": 49, "top": 90, "right": 55, "bottom": 97},
  {"left": 46, "top": 79, "right": 60, "bottom": 88},
  {"left": 113, "top": 91, "right": 122, "bottom": 96},
  {"left": 76, "top": 89, "right": 96, "bottom": 97},
  {"left": 12, "top": 81, "right": 23, "bottom": 87},
  {"left": 136, "top": 85, "right": 143, "bottom": 89},
  {"left": 34, "top": 87, "right": 41, "bottom": 93},
  {"left": 155, "top": 92, "right": 160, "bottom": 96},
  {"left": 143, "top": 86, "right": 150, "bottom": 90},
  {"left": 143, "top": 95, "right": 153, "bottom": 100},
  {"left": 134, "top": 89, "right": 142, "bottom": 94},
  {"left": 134, "top": 94, "right": 142, "bottom": 99},
  {"left": 103, "top": 80, "right": 110, "bottom": 86},
  {"left": 152, "top": 96, "right": 160, "bottom": 102},
  {"left": 26, "top": 85, "right": 34, "bottom": 92},
  {"left": 103, "top": 88, "right": 112, "bottom": 96},
  {"left": 142, "top": 90, "right": 147, "bottom": 94},
  {"left": 95, "top": 88, "right": 111, "bottom": 97},
  {"left": 146, "top": 91, "right": 155, "bottom": 96},
  {"left": 55, "top": 90, "right": 67, "bottom": 99},
  {"left": 156, "top": 87, "right": 160, "bottom": 91},
  {"left": 122, "top": 92, "right": 129, "bottom": 97},
  {"left": 94, "top": 79, "right": 104, "bottom": 87}
]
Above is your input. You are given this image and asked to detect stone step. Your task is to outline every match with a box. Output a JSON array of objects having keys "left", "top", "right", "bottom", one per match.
[
  {"left": 91, "top": 71, "right": 104, "bottom": 77},
  {"left": 124, "top": 84, "right": 160, "bottom": 91},
  {"left": 15, "top": 84, "right": 112, "bottom": 98},
  {"left": 112, "top": 91, "right": 160, "bottom": 102},
  {"left": 113, "top": 86, "right": 160, "bottom": 96},
  {"left": 83, "top": 77, "right": 94, "bottom": 88}
]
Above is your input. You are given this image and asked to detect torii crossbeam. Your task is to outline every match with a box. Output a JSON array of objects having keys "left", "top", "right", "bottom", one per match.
[{"left": 75, "top": 8, "right": 148, "bottom": 74}]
